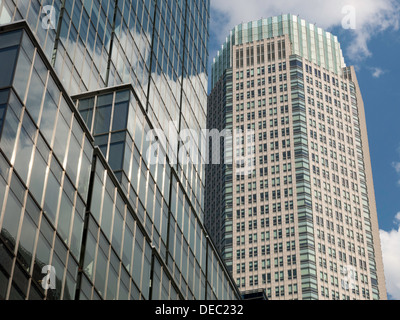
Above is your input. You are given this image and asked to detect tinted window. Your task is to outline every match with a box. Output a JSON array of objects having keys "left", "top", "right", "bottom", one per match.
[{"left": 0, "top": 46, "right": 19, "bottom": 88}]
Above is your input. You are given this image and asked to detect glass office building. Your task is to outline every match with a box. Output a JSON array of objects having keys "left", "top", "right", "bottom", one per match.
[
  {"left": 206, "top": 15, "right": 386, "bottom": 300},
  {"left": 0, "top": 0, "right": 241, "bottom": 300}
]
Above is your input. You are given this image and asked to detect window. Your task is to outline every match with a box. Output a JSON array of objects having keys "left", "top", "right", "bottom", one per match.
[
  {"left": 94, "top": 93, "right": 113, "bottom": 134},
  {"left": 112, "top": 91, "right": 130, "bottom": 131},
  {"left": 0, "top": 33, "right": 20, "bottom": 88},
  {"left": 0, "top": 89, "right": 9, "bottom": 132}
]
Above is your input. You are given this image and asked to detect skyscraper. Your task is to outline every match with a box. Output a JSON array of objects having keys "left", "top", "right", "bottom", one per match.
[
  {"left": 0, "top": 0, "right": 241, "bottom": 300},
  {"left": 206, "top": 14, "right": 386, "bottom": 300}
]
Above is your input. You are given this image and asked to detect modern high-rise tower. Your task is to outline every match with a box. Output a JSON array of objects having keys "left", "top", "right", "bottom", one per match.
[
  {"left": 0, "top": 0, "right": 241, "bottom": 300},
  {"left": 205, "top": 14, "right": 386, "bottom": 300}
]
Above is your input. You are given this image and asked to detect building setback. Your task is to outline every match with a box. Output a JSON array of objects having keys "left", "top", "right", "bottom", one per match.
[
  {"left": 206, "top": 14, "right": 386, "bottom": 300},
  {"left": 0, "top": 0, "right": 241, "bottom": 300}
]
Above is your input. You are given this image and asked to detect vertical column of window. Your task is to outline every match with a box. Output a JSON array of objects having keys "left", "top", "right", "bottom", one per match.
[
  {"left": 290, "top": 56, "right": 318, "bottom": 299},
  {"left": 278, "top": 40, "right": 282, "bottom": 60},
  {"left": 222, "top": 69, "right": 233, "bottom": 272},
  {"left": 346, "top": 72, "right": 379, "bottom": 299}
]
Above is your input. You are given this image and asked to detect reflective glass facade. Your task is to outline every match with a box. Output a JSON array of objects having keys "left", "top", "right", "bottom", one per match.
[
  {"left": 0, "top": 25, "right": 93, "bottom": 300},
  {"left": 0, "top": 0, "right": 240, "bottom": 301},
  {"left": 0, "top": 0, "right": 208, "bottom": 220}
]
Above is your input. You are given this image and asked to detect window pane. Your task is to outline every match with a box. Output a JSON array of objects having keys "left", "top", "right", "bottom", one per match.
[
  {"left": 77, "top": 153, "right": 91, "bottom": 201},
  {"left": 40, "top": 90, "right": 58, "bottom": 142},
  {"left": 0, "top": 46, "right": 18, "bottom": 88},
  {"left": 94, "top": 94, "right": 112, "bottom": 135},
  {"left": 78, "top": 98, "right": 94, "bottom": 131},
  {"left": 94, "top": 104, "right": 112, "bottom": 134},
  {"left": 101, "top": 191, "right": 113, "bottom": 239},
  {"left": 112, "top": 101, "right": 129, "bottom": 131},
  {"left": 66, "top": 134, "right": 81, "bottom": 185},
  {"left": 94, "top": 247, "right": 107, "bottom": 297},
  {"left": 70, "top": 211, "right": 84, "bottom": 259},
  {"left": 43, "top": 172, "right": 61, "bottom": 225},
  {"left": 13, "top": 49, "right": 32, "bottom": 102},
  {"left": 32, "top": 233, "right": 51, "bottom": 282},
  {"left": 108, "top": 140, "right": 124, "bottom": 171},
  {"left": 0, "top": 103, "right": 6, "bottom": 132},
  {"left": 53, "top": 113, "right": 70, "bottom": 165},
  {"left": 1, "top": 190, "right": 23, "bottom": 251},
  {"left": 57, "top": 192, "right": 73, "bottom": 245},
  {"left": 0, "top": 269, "right": 9, "bottom": 300},
  {"left": 25, "top": 70, "right": 45, "bottom": 124},
  {"left": 29, "top": 150, "right": 47, "bottom": 205},
  {"left": 17, "top": 214, "right": 37, "bottom": 272},
  {"left": 0, "top": 104, "right": 19, "bottom": 160},
  {"left": 13, "top": 124, "right": 35, "bottom": 183},
  {"left": 0, "top": 30, "right": 22, "bottom": 49}
]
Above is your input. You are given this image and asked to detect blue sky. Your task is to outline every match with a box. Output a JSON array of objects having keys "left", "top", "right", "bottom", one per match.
[{"left": 207, "top": 0, "right": 400, "bottom": 299}]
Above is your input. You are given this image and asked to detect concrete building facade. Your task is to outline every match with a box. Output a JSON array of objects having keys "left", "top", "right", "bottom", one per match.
[{"left": 206, "top": 14, "right": 386, "bottom": 300}]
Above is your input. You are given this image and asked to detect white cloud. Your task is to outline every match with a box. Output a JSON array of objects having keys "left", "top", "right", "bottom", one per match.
[
  {"left": 380, "top": 221, "right": 400, "bottom": 300},
  {"left": 395, "top": 212, "right": 400, "bottom": 224},
  {"left": 370, "top": 67, "right": 385, "bottom": 78},
  {"left": 393, "top": 162, "right": 400, "bottom": 173},
  {"left": 393, "top": 162, "right": 400, "bottom": 185},
  {"left": 210, "top": 0, "right": 400, "bottom": 62}
]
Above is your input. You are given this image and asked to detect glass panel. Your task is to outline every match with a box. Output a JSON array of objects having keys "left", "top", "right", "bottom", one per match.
[
  {"left": 0, "top": 103, "right": 19, "bottom": 161},
  {"left": 1, "top": 190, "right": 23, "bottom": 250},
  {"left": 83, "top": 230, "right": 96, "bottom": 281},
  {"left": 77, "top": 153, "right": 91, "bottom": 201},
  {"left": 78, "top": 98, "right": 94, "bottom": 132},
  {"left": 132, "top": 241, "right": 143, "bottom": 287},
  {"left": 25, "top": 70, "right": 45, "bottom": 124},
  {"left": 65, "top": 133, "right": 81, "bottom": 185},
  {"left": 0, "top": 89, "right": 9, "bottom": 104},
  {"left": 0, "top": 46, "right": 19, "bottom": 88},
  {"left": 43, "top": 171, "right": 61, "bottom": 225},
  {"left": 29, "top": 150, "right": 47, "bottom": 205},
  {"left": 111, "top": 207, "right": 123, "bottom": 252},
  {"left": 106, "top": 266, "right": 118, "bottom": 300},
  {"left": 122, "top": 227, "right": 133, "bottom": 271},
  {"left": 112, "top": 101, "right": 129, "bottom": 131},
  {"left": 32, "top": 233, "right": 51, "bottom": 283},
  {"left": 53, "top": 112, "right": 70, "bottom": 165},
  {"left": 17, "top": 214, "right": 37, "bottom": 273},
  {"left": 28, "top": 285, "right": 44, "bottom": 300},
  {"left": 63, "top": 272, "right": 76, "bottom": 300},
  {"left": 70, "top": 212, "right": 84, "bottom": 259},
  {"left": 94, "top": 247, "right": 108, "bottom": 297},
  {"left": 94, "top": 94, "right": 112, "bottom": 135},
  {"left": 48, "top": 253, "right": 63, "bottom": 300},
  {"left": 101, "top": 191, "right": 113, "bottom": 239},
  {"left": 0, "top": 103, "right": 7, "bottom": 133},
  {"left": 13, "top": 120, "right": 36, "bottom": 183},
  {"left": 0, "top": 30, "right": 22, "bottom": 49},
  {"left": 0, "top": 269, "right": 9, "bottom": 300},
  {"left": 9, "top": 283, "right": 25, "bottom": 300},
  {"left": 90, "top": 175, "right": 103, "bottom": 222},
  {"left": 108, "top": 134, "right": 125, "bottom": 171},
  {"left": 57, "top": 191, "right": 73, "bottom": 245},
  {"left": 40, "top": 90, "right": 58, "bottom": 143},
  {"left": 13, "top": 47, "right": 32, "bottom": 102}
]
